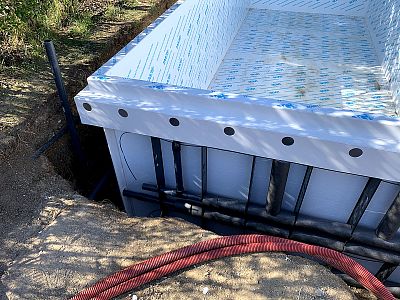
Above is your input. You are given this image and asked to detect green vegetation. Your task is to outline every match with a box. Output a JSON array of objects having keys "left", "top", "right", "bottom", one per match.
[
  {"left": 0, "top": 0, "right": 168, "bottom": 136},
  {"left": 0, "top": 0, "right": 144, "bottom": 65},
  {"left": 1, "top": 0, "right": 76, "bottom": 63}
]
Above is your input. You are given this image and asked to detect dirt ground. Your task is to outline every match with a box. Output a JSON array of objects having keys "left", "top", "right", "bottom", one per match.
[
  {"left": 0, "top": 0, "right": 380, "bottom": 299},
  {"left": 2, "top": 197, "right": 358, "bottom": 300},
  {"left": 0, "top": 0, "right": 176, "bottom": 298},
  {"left": 0, "top": 150, "right": 73, "bottom": 298}
]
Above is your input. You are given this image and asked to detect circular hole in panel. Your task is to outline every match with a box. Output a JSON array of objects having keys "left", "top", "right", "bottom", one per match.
[
  {"left": 118, "top": 109, "right": 128, "bottom": 118},
  {"left": 224, "top": 127, "right": 235, "bottom": 136},
  {"left": 83, "top": 103, "right": 92, "bottom": 111},
  {"left": 169, "top": 117, "right": 180, "bottom": 127},
  {"left": 349, "top": 148, "right": 363, "bottom": 158},
  {"left": 282, "top": 137, "right": 294, "bottom": 146}
]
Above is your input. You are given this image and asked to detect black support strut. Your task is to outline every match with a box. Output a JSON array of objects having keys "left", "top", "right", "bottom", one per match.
[
  {"left": 198, "top": 146, "right": 208, "bottom": 221},
  {"left": 294, "top": 166, "right": 313, "bottom": 219},
  {"left": 376, "top": 191, "right": 400, "bottom": 241},
  {"left": 151, "top": 137, "right": 166, "bottom": 214},
  {"left": 201, "top": 146, "right": 207, "bottom": 199},
  {"left": 376, "top": 262, "right": 398, "bottom": 282},
  {"left": 172, "top": 141, "right": 184, "bottom": 194},
  {"left": 348, "top": 178, "right": 381, "bottom": 228},
  {"left": 245, "top": 156, "right": 257, "bottom": 218},
  {"left": 266, "top": 160, "right": 290, "bottom": 216}
]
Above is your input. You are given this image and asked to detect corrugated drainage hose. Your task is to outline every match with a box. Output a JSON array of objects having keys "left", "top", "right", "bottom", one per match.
[{"left": 71, "top": 234, "right": 395, "bottom": 300}]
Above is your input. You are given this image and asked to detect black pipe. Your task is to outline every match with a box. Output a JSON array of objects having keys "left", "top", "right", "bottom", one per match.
[
  {"left": 123, "top": 189, "right": 320, "bottom": 245},
  {"left": 123, "top": 189, "right": 202, "bottom": 216},
  {"left": 142, "top": 183, "right": 202, "bottom": 203},
  {"left": 246, "top": 221, "right": 290, "bottom": 238},
  {"left": 44, "top": 40, "right": 86, "bottom": 164},
  {"left": 32, "top": 125, "right": 67, "bottom": 159},
  {"left": 295, "top": 216, "right": 352, "bottom": 239},
  {"left": 142, "top": 183, "right": 295, "bottom": 226},
  {"left": 141, "top": 184, "right": 372, "bottom": 239},
  {"left": 290, "top": 231, "right": 345, "bottom": 252},
  {"left": 351, "top": 227, "right": 400, "bottom": 252},
  {"left": 345, "top": 243, "right": 400, "bottom": 265},
  {"left": 123, "top": 189, "right": 289, "bottom": 239},
  {"left": 382, "top": 281, "right": 400, "bottom": 297},
  {"left": 123, "top": 188, "right": 400, "bottom": 274},
  {"left": 132, "top": 185, "right": 400, "bottom": 263},
  {"left": 336, "top": 273, "right": 400, "bottom": 298},
  {"left": 142, "top": 184, "right": 245, "bottom": 216}
]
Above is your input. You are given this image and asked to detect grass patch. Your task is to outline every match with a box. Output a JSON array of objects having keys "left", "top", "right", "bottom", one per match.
[
  {"left": 0, "top": 0, "right": 170, "bottom": 67},
  {"left": 103, "top": 4, "right": 122, "bottom": 20},
  {"left": 0, "top": 0, "right": 115, "bottom": 65},
  {"left": 69, "top": 13, "right": 94, "bottom": 37},
  {"left": 0, "top": 0, "right": 174, "bottom": 136}
]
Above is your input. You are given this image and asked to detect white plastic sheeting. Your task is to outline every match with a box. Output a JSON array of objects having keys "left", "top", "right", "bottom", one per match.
[
  {"left": 107, "top": 0, "right": 247, "bottom": 89},
  {"left": 209, "top": 9, "right": 395, "bottom": 116},
  {"left": 249, "top": 0, "right": 369, "bottom": 16},
  {"left": 76, "top": 0, "right": 400, "bottom": 282}
]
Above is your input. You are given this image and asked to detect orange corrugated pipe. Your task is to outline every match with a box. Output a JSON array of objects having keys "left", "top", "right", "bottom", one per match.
[{"left": 71, "top": 235, "right": 395, "bottom": 300}]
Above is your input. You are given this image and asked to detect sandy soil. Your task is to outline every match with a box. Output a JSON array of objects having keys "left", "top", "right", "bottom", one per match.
[
  {"left": 0, "top": 1, "right": 379, "bottom": 299},
  {"left": 0, "top": 145, "right": 73, "bottom": 299},
  {"left": 0, "top": 1, "right": 177, "bottom": 298},
  {"left": 2, "top": 197, "right": 357, "bottom": 300}
]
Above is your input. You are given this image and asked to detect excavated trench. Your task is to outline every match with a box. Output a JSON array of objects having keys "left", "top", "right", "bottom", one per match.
[
  {"left": 42, "top": 0, "right": 177, "bottom": 210},
  {"left": 46, "top": 124, "right": 123, "bottom": 207}
]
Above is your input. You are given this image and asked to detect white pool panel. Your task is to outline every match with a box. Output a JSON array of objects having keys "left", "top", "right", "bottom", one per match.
[
  {"left": 76, "top": 0, "right": 400, "bottom": 285},
  {"left": 209, "top": 9, "right": 395, "bottom": 116}
]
